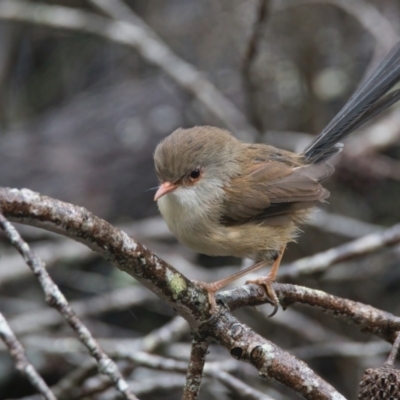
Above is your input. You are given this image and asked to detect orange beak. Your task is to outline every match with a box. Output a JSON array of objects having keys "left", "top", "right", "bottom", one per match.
[{"left": 154, "top": 182, "right": 179, "bottom": 201}]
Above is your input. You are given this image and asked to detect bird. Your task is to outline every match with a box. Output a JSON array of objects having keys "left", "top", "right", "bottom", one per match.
[{"left": 153, "top": 41, "right": 400, "bottom": 315}]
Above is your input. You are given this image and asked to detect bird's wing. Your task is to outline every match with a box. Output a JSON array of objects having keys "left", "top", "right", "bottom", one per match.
[{"left": 220, "top": 159, "right": 333, "bottom": 226}]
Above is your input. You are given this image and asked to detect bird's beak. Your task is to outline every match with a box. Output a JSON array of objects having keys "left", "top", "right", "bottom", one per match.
[{"left": 154, "top": 182, "right": 178, "bottom": 201}]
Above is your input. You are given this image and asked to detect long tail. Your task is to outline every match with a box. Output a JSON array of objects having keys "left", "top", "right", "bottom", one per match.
[{"left": 303, "top": 41, "right": 400, "bottom": 164}]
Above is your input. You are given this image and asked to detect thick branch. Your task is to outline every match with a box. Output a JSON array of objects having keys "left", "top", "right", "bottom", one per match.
[
  {"left": 0, "top": 187, "right": 212, "bottom": 328},
  {"left": 0, "top": 187, "right": 344, "bottom": 399}
]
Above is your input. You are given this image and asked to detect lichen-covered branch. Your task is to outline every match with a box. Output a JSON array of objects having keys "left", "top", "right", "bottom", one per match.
[
  {"left": 0, "top": 187, "right": 344, "bottom": 399},
  {"left": 181, "top": 338, "right": 209, "bottom": 400}
]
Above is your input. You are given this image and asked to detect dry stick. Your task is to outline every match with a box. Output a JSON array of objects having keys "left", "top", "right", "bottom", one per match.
[
  {"left": 21, "top": 336, "right": 277, "bottom": 400},
  {"left": 52, "top": 361, "right": 98, "bottom": 400},
  {"left": 181, "top": 338, "right": 209, "bottom": 400},
  {"left": 278, "top": 223, "right": 400, "bottom": 279},
  {"left": 0, "top": 312, "right": 57, "bottom": 400},
  {"left": 385, "top": 331, "right": 400, "bottom": 367},
  {"left": 141, "top": 315, "right": 189, "bottom": 353},
  {"left": 222, "top": 283, "right": 400, "bottom": 343},
  {"left": 292, "top": 340, "right": 390, "bottom": 360},
  {"left": 9, "top": 285, "right": 154, "bottom": 337},
  {"left": 43, "top": 334, "right": 273, "bottom": 400},
  {"left": 0, "top": 212, "right": 138, "bottom": 400},
  {"left": 207, "top": 368, "right": 275, "bottom": 400},
  {"left": 0, "top": 188, "right": 344, "bottom": 400},
  {"left": 0, "top": 0, "right": 257, "bottom": 142}
]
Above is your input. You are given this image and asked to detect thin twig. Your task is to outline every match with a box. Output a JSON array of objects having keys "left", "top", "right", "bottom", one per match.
[
  {"left": 23, "top": 335, "right": 273, "bottom": 399},
  {"left": 0, "top": 312, "right": 56, "bottom": 400},
  {"left": 9, "top": 285, "right": 154, "bottom": 337},
  {"left": 385, "top": 331, "right": 400, "bottom": 367},
  {"left": 182, "top": 338, "right": 209, "bottom": 400},
  {"left": 292, "top": 340, "right": 390, "bottom": 360},
  {"left": 141, "top": 316, "right": 189, "bottom": 353},
  {"left": 52, "top": 361, "right": 98, "bottom": 400},
  {"left": 279, "top": 223, "right": 400, "bottom": 279},
  {"left": 206, "top": 367, "right": 275, "bottom": 400},
  {"left": 0, "top": 211, "right": 138, "bottom": 400},
  {"left": 221, "top": 283, "right": 400, "bottom": 343}
]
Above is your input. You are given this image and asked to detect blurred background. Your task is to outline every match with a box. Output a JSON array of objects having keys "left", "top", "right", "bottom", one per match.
[{"left": 1, "top": 0, "right": 400, "bottom": 399}]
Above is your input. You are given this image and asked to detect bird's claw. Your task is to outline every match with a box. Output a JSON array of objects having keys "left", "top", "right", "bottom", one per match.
[{"left": 246, "top": 276, "right": 279, "bottom": 317}]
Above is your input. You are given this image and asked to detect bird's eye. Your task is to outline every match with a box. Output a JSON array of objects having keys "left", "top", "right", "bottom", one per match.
[{"left": 189, "top": 168, "right": 201, "bottom": 180}]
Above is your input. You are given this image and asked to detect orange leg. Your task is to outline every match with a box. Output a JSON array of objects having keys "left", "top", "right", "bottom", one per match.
[
  {"left": 193, "top": 247, "right": 285, "bottom": 314},
  {"left": 193, "top": 259, "right": 267, "bottom": 313},
  {"left": 246, "top": 246, "right": 286, "bottom": 317}
]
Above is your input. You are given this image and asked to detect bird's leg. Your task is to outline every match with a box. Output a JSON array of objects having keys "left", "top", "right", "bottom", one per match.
[
  {"left": 246, "top": 246, "right": 286, "bottom": 317},
  {"left": 193, "top": 259, "right": 269, "bottom": 313}
]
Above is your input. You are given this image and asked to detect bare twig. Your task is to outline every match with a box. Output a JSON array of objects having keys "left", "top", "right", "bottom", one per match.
[
  {"left": 52, "top": 361, "right": 98, "bottom": 400},
  {"left": 141, "top": 316, "right": 189, "bottom": 353},
  {"left": 9, "top": 285, "right": 154, "bottom": 337},
  {"left": 278, "top": 223, "right": 400, "bottom": 279},
  {"left": 0, "top": 0, "right": 257, "bottom": 141},
  {"left": 23, "top": 335, "right": 273, "bottom": 399},
  {"left": 308, "top": 209, "right": 383, "bottom": 239},
  {"left": 206, "top": 367, "right": 276, "bottom": 400},
  {"left": 221, "top": 283, "right": 400, "bottom": 342},
  {"left": 292, "top": 340, "right": 390, "bottom": 360},
  {"left": 0, "top": 211, "right": 138, "bottom": 400},
  {"left": 385, "top": 331, "right": 400, "bottom": 367},
  {"left": 0, "top": 312, "right": 56, "bottom": 400},
  {"left": 182, "top": 338, "right": 209, "bottom": 400}
]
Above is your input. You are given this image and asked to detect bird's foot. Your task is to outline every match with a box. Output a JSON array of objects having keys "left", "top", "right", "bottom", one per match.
[
  {"left": 192, "top": 280, "right": 220, "bottom": 314},
  {"left": 245, "top": 275, "right": 279, "bottom": 317}
]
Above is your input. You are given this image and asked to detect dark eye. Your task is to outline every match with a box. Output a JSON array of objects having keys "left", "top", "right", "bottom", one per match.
[{"left": 189, "top": 169, "right": 201, "bottom": 180}]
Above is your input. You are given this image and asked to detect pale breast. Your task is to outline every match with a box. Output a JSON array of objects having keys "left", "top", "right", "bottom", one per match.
[{"left": 157, "top": 184, "right": 231, "bottom": 256}]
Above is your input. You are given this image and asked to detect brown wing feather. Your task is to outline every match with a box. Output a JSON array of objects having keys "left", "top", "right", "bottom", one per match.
[{"left": 220, "top": 146, "right": 334, "bottom": 226}]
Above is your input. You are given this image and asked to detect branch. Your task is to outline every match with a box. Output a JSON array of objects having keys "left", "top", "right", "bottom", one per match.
[
  {"left": 0, "top": 312, "right": 56, "bottom": 400},
  {"left": 9, "top": 286, "right": 154, "bottom": 337},
  {"left": 0, "top": 187, "right": 344, "bottom": 399},
  {"left": 0, "top": 211, "right": 138, "bottom": 400},
  {"left": 182, "top": 338, "right": 209, "bottom": 400},
  {"left": 221, "top": 283, "right": 400, "bottom": 342},
  {"left": 0, "top": 0, "right": 257, "bottom": 142},
  {"left": 278, "top": 223, "right": 400, "bottom": 279},
  {"left": 385, "top": 331, "right": 400, "bottom": 367}
]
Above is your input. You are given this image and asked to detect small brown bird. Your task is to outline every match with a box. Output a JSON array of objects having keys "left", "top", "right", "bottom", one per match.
[{"left": 154, "top": 42, "right": 400, "bottom": 315}]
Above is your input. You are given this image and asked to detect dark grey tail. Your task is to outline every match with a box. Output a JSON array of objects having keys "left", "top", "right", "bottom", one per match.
[{"left": 303, "top": 41, "right": 400, "bottom": 164}]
